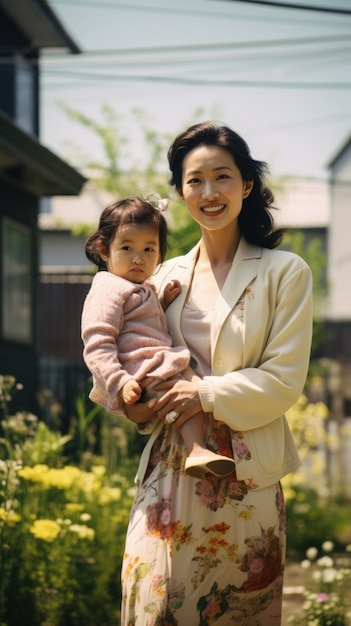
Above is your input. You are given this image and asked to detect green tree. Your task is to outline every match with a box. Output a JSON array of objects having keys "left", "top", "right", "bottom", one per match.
[
  {"left": 281, "top": 229, "right": 327, "bottom": 357},
  {"left": 58, "top": 103, "right": 218, "bottom": 256}
]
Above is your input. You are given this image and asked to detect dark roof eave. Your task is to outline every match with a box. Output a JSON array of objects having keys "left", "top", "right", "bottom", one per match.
[
  {"left": 0, "top": 114, "right": 87, "bottom": 196},
  {"left": 0, "top": 0, "right": 81, "bottom": 54}
]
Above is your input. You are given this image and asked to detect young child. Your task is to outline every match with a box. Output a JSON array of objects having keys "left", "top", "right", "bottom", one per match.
[{"left": 81, "top": 196, "right": 235, "bottom": 478}]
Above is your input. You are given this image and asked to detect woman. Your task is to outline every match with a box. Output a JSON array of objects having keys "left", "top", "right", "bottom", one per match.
[{"left": 121, "top": 121, "right": 313, "bottom": 625}]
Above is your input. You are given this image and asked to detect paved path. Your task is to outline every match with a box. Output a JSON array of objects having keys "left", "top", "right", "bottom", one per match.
[{"left": 282, "top": 562, "right": 305, "bottom": 625}]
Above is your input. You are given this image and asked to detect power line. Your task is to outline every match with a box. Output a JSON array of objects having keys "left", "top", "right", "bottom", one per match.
[
  {"left": 52, "top": 0, "right": 351, "bottom": 15},
  {"left": 49, "top": 0, "right": 350, "bottom": 29},
  {"left": 41, "top": 43, "right": 351, "bottom": 74},
  {"left": 219, "top": 0, "right": 351, "bottom": 15},
  {"left": 42, "top": 47, "right": 351, "bottom": 72},
  {"left": 43, "top": 69, "right": 351, "bottom": 89},
  {"left": 41, "top": 34, "right": 351, "bottom": 60}
]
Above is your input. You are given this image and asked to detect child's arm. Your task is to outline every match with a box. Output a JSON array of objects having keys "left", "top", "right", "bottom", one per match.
[
  {"left": 162, "top": 279, "right": 182, "bottom": 311},
  {"left": 81, "top": 275, "right": 137, "bottom": 414}
]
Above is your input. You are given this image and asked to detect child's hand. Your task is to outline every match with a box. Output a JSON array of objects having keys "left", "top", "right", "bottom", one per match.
[
  {"left": 122, "top": 379, "right": 142, "bottom": 405},
  {"left": 163, "top": 279, "right": 182, "bottom": 310}
]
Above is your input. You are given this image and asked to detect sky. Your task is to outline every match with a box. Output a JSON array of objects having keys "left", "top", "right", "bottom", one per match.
[{"left": 41, "top": 0, "right": 351, "bottom": 181}]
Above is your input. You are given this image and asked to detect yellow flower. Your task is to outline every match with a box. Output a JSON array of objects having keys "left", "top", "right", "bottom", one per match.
[
  {"left": 91, "top": 465, "right": 106, "bottom": 476},
  {"left": 47, "top": 466, "right": 82, "bottom": 490},
  {"left": 76, "top": 471, "right": 101, "bottom": 496},
  {"left": 18, "top": 464, "right": 50, "bottom": 484},
  {"left": 0, "top": 508, "right": 21, "bottom": 525},
  {"left": 7, "top": 511, "right": 21, "bottom": 525},
  {"left": 97, "top": 486, "right": 122, "bottom": 505},
  {"left": 65, "top": 503, "right": 84, "bottom": 513},
  {"left": 30, "top": 519, "right": 61, "bottom": 542},
  {"left": 237, "top": 509, "right": 255, "bottom": 521},
  {"left": 0, "top": 507, "right": 7, "bottom": 521}
]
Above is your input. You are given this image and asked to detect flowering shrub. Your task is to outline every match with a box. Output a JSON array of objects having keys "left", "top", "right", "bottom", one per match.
[
  {"left": 0, "top": 375, "right": 137, "bottom": 626},
  {"left": 289, "top": 542, "right": 351, "bottom": 625},
  {"left": 0, "top": 457, "right": 136, "bottom": 626},
  {"left": 2, "top": 377, "right": 351, "bottom": 624},
  {"left": 282, "top": 395, "right": 351, "bottom": 557}
]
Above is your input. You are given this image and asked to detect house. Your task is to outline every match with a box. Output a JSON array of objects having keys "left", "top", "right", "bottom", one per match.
[
  {"left": 0, "top": 0, "right": 86, "bottom": 414},
  {"left": 324, "top": 136, "right": 351, "bottom": 420},
  {"left": 38, "top": 184, "right": 111, "bottom": 426}
]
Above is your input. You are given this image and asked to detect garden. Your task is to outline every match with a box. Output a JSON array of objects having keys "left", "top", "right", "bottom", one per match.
[{"left": 1, "top": 374, "right": 351, "bottom": 625}]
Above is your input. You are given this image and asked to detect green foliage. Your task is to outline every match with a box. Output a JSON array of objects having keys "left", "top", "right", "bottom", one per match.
[
  {"left": 283, "top": 395, "right": 351, "bottom": 559},
  {"left": 167, "top": 198, "right": 201, "bottom": 258},
  {"left": 281, "top": 229, "right": 327, "bottom": 356},
  {"left": 285, "top": 487, "right": 351, "bottom": 558},
  {"left": 289, "top": 542, "right": 351, "bottom": 625},
  {"left": 0, "top": 459, "right": 135, "bottom": 626},
  {"left": 2, "top": 374, "right": 351, "bottom": 624},
  {"left": 0, "top": 375, "right": 138, "bottom": 626},
  {"left": 58, "top": 103, "right": 217, "bottom": 255},
  {"left": 282, "top": 229, "right": 327, "bottom": 312},
  {"left": 59, "top": 102, "right": 172, "bottom": 199}
]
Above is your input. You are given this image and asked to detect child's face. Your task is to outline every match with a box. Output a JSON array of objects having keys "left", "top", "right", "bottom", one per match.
[{"left": 100, "top": 223, "right": 160, "bottom": 283}]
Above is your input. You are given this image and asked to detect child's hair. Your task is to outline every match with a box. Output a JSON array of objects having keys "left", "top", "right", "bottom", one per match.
[{"left": 85, "top": 197, "right": 168, "bottom": 270}]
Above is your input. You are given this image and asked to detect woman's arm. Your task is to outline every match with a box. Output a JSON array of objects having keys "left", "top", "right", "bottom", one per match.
[{"left": 200, "top": 264, "right": 313, "bottom": 431}]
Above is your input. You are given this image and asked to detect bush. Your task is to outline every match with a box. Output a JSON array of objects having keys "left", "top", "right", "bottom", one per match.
[
  {"left": 282, "top": 394, "right": 351, "bottom": 559},
  {"left": 0, "top": 375, "right": 138, "bottom": 626},
  {"left": 2, "top": 376, "right": 351, "bottom": 624}
]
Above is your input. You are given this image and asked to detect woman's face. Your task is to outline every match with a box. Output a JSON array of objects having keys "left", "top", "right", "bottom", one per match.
[{"left": 179, "top": 145, "right": 253, "bottom": 234}]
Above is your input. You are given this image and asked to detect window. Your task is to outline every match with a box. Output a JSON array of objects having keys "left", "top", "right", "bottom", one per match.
[
  {"left": 15, "top": 61, "right": 36, "bottom": 135},
  {"left": 1, "top": 218, "right": 32, "bottom": 342}
]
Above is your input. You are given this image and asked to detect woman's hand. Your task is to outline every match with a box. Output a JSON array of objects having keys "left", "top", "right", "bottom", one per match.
[
  {"left": 148, "top": 379, "right": 202, "bottom": 429},
  {"left": 123, "top": 401, "right": 157, "bottom": 426}
]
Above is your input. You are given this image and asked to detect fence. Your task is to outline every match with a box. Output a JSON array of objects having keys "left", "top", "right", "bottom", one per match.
[{"left": 38, "top": 271, "right": 93, "bottom": 430}]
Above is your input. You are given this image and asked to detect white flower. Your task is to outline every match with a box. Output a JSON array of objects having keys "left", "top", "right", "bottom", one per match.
[
  {"left": 322, "top": 540, "right": 334, "bottom": 553},
  {"left": 69, "top": 524, "right": 95, "bottom": 540},
  {"left": 301, "top": 559, "right": 311, "bottom": 569},
  {"left": 306, "top": 546, "right": 318, "bottom": 560},
  {"left": 317, "top": 555, "right": 334, "bottom": 568},
  {"left": 321, "top": 567, "right": 338, "bottom": 583}
]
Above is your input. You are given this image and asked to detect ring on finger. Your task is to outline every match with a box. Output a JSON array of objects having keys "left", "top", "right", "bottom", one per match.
[{"left": 165, "top": 410, "right": 179, "bottom": 425}]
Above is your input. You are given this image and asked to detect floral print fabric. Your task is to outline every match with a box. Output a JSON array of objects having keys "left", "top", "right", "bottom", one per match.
[{"left": 121, "top": 417, "right": 286, "bottom": 625}]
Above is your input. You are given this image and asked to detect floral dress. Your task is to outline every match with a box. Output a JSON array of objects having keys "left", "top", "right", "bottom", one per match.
[{"left": 121, "top": 416, "right": 286, "bottom": 626}]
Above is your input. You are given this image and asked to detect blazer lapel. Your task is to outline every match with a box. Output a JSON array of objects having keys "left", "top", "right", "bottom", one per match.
[
  {"left": 163, "top": 245, "right": 199, "bottom": 346},
  {"left": 211, "top": 239, "right": 261, "bottom": 349},
  {"left": 164, "top": 240, "right": 262, "bottom": 351}
]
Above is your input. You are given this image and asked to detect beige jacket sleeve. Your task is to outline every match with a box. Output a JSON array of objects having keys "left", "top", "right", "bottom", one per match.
[{"left": 198, "top": 261, "right": 313, "bottom": 431}]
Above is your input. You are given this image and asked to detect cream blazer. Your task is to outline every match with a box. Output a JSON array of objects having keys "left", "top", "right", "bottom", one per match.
[{"left": 136, "top": 238, "right": 313, "bottom": 489}]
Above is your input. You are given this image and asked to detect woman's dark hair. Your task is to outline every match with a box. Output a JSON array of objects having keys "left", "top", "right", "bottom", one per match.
[
  {"left": 167, "top": 121, "right": 285, "bottom": 249},
  {"left": 85, "top": 197, "right": 168, "bottom": 270}
]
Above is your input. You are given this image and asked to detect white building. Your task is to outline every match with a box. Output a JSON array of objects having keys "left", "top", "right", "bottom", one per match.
[{"left": 327, "top": 135, "right": 351, "bottom": 321}]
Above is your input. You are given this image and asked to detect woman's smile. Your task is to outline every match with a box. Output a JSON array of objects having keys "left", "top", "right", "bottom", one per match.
[{"left": 200, "top": 203, "right": 226, "bottom": 215}]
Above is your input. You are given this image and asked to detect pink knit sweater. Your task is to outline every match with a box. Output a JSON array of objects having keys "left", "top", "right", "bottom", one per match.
[{"left": 81, "top": 271, "right": 190, "bottom": 415}]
